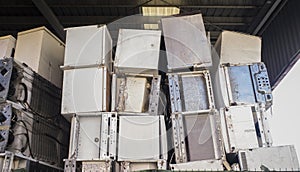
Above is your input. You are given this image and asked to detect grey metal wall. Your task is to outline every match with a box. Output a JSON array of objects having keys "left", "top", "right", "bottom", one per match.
[{"left": 261, "top": 0, "right": 300, "bottom": 89}]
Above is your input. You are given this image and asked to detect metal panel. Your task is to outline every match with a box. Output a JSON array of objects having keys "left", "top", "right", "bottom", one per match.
[
  {"left": 118, "top": 162, "right": 159, "bottom": 172},
  {"left": 261, "top": 0, "right": 300, "bottom": 88},
  {"left": 161, "top": 14, "right": 212, "bottom": 70},
  {"left": 238, "top": 146, "right": 300, "bottom": 171},
  {"left": 114, "top": 76, "right": 149, "bottom": 113},
  {"left": 110, "top": 74, "right": 117, "bottom": 112},
  {"left": 31, "top": 113, "right": 69, "bottom": 166},
  {"left": 222, "top": 63, "right": 273, "bottom": 108},
  {"left": 250, "top": 63, "right": 272, "bottom": 108},
  {"left": 209, "top": 51, "right": 230, "bottom": 109},
  {"left": 112, "top": 74, "right": 162, "bottom": 114},
  {"left": 70, "top": 113, "right": 118, "bottom": 161},
  {"left": 171, "top": 114, "right": 187, "bottom": 163},
  {"left": 0, "top": 35, "right": 15, "bottom": 59},
  {"left": 64, "top": 25, "right": 112, "bottom": 71},
  {"left": 77, "top": 115, "right": 101, "bottom": 160},
  {"left": 159, "top": 115, "right": 168, "bottom": 162},
  {"left": 100, "top": 113, "right": 117, "bottom": 160},
  {"left": 67, "top": 116, "right": 78, "bottom": 159},
  {"left": 8, "top": 60, "right": 62, "bottom": 121},
  {"left": 214, "top": 31, "right": 261, "bottom": 64},
  {"left": 252, "top": 104, "right": 272, "bottom": 147},
  {"left": 118, "top": 160, "right": 167, "bottom": 171},
  {"left": 224, "top": 65, "right": 256, "bottom": 105},
  {"left": 7, "top": 103, "right": 69, "bottom": 167},
  {"left": 82, "top": 161, "right": 111, "bottom": 172},
  {"left": 118, "top": 115, "right": 160, "bottom": 161},
  {"left": 171, "top": 112, "right": 222, "bottom": 163},
  {"left": 0, "top": 151, "right": 63, "bottom": 171},
  {"left": 61, "top": 66, "right": 110, "bottom": 115},
  {"left": 114, "top": 29, "right": 162, "bottom": 74},
  {"left": 181, "top": 74, "right": 210, "bottom": 112},
  {"left": 148, "top": 76, "right": 161, "bottom": 115},
  {"left": 169, "top": 159, "right": 224, "bottom": 171},
  {"left": 14, "top": 27, "right": 64, "bottom": 88},
  {"left": 124, "top": 77, "right": 148, "bottom": 113},
  {"left": 168, "top": 74, "right": 182, "bottom": 113},
  {"left": 168, "top": 71, "right": 214, "bottom": 113},
  {"left": 220, "top": 105, "right": 259, "bottom": 153},
  {"left": 183, "top": 114, "right": 216, "bottom": 161},
  {"left": 0, "top": 58, "right": 13, "bottom": 102}
]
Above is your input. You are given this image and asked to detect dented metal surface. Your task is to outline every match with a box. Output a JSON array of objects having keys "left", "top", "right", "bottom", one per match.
[
  {"left": 168, "top": 70, "right": 214, "bottom": 114},
  {"left": 222, "top": 62, "right": 273, "bottom": 109},
  {"left": 162, "top": 14, "right": 212, "bottom": 70}
]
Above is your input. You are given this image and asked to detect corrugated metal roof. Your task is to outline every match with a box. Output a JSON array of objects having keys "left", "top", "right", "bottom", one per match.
[
  {"left": 261, "top": 0, "right": 300, "bottom": 88},
  {"left": 0, "top": 0, "right": 271, "bottom": 42}
]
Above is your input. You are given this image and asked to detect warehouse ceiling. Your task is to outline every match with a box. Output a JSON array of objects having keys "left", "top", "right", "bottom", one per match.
[{"left": 0, "top": 0, "right": 281, "bottom": 44}]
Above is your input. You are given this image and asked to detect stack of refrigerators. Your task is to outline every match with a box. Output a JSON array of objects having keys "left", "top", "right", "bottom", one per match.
[
  {"left": 61, "top": 14, "right": 300, "bottom": 171},
  {"left": 62, "top": 25, "right": 168, "bottom": 171},
  {"left": 0, "top": 28, "right": 70, "bottom": 171},
  {"left": 211, "top": 30, "right": 298, "bottom": 171},
  {"left": 161, "top": 14, "right": 225, "bottom": 171}
]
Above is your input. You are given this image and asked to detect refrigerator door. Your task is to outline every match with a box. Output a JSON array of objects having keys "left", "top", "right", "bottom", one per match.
[
  {"left": 115, "top": 29, "right": 162, "bottom": 74},
  {"left": 118, "top": 115, "right": 160, "bottom": 161},
  {"left": 61, "top": 66, "right": 110, "bottom": 115},
  {"left": 64, "top": 25, "right": 112, "bottom": 71},
  {"left": 162, "top": 14, "right": 212, "bottom": 70}
]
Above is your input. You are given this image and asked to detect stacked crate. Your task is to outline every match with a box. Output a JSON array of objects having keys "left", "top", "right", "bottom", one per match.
[
  {"left": 14, "top": 27, "right": 65, "bottom": 88},
  {"left": 61, "top": 25, "right": 116, "bottom": 171},
  {"left": 112, "top": 29, "right": 168, "bottom": 171},
  {"left": 0, "top": 30, "right": 70, "bottom": 170},
  {"left": 212, "top": 31, "right": 299, "bottom": 170},
  {"left": 61, "top": 15, "right": 299, "bottom": 171},
  {"left": 62, "top": 26, "right": 168, "bottom": 171},
  {"left": 213, "top": 31, "right": 272, "bottom": 154},
  {"left": 6, "top": 60, "right": 70, "bottom": 167},
  {"left": 161, "top": 14, "right": 225, "bottom": 171}
]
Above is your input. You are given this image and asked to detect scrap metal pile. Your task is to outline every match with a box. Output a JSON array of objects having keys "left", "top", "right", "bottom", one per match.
[
  {"left": 61, "top": 14, "right": 299, "bottom": 171},
  {"left": 0, "top": 29, "right": 69, "bottom": 171},
  {"left": 0, "top": 13, "right": 298, "bottom": 171}
]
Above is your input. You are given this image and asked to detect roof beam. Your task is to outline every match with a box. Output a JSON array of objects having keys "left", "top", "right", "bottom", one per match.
[
  {"left": 49, "top": 5, "right": 257, "bottom": 9},
  {"left": 255, "top": 0, "right": 287, "bottom": 35},
  {"left": 247, "top": 0, "right": 282, "bottom": 34},
  {"left": 180, "top": 5, "right": 257, "bottom": 9},
  {"left": 0, "top": 16, "right": 250, "bottom": 25},
  {"left": 0, "top": 4, "right": 257, "bottom": 9},
  {"left": 32, "top": 0, "right": 65, "bottom": 41},
  {"left": 205, "top": 23, "right": 246, "bottom": 26}
]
